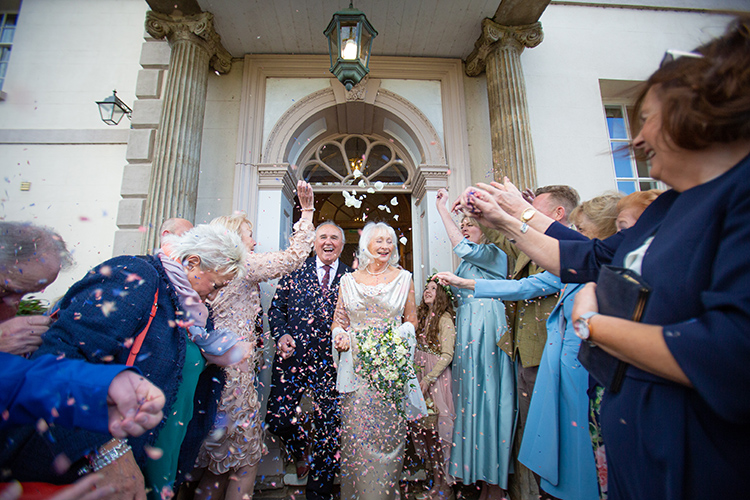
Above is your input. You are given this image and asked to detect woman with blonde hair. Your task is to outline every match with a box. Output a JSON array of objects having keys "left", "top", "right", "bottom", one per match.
[
  {"left": 194, "top": 181, "right": 316, "bottom": 500},
  {"left": 569, "top": 192, "right": 621, "bottom": 240}
]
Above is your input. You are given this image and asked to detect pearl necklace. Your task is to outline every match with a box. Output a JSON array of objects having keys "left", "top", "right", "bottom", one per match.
[{"left": 365, "top": 264, "right": 390, "bottom": 276}]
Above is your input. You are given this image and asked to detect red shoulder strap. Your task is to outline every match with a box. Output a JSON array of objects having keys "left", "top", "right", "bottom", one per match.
[{"left": 126, "top": 290, "right": 159, "bottom": 367}]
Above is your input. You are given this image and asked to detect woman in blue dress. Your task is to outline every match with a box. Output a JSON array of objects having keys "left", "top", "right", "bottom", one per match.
[
  {"left": 437, "top": 194, "right": 620, "bottom": 500},
  {"left": 435, "top": 188, "right": 515, "bottom": 499}
]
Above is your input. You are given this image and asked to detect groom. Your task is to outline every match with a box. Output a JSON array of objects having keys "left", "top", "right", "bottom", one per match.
[{"left": 266, "top": 221, "right": 352, "bottom": 500}]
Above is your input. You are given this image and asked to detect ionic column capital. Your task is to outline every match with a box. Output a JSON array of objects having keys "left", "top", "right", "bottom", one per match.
[
  {"left": 465, "top": 19, "right": 543, "bottom": 77},
  {"left": 146, "top": 10, "right": 232, "bottom": 74}
]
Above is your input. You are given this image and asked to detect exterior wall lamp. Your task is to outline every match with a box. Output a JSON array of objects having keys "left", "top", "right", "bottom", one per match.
[
  {"left": 96, "top": 90, "right": 132, "bottom": 126},
  {"left": 324, "top": 2, "right": 377, "bottom": 91}
]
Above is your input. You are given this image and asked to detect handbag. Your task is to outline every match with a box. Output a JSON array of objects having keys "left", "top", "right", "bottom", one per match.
[{"left": 577, "top": 265, "right": 651, "bottom": 393}]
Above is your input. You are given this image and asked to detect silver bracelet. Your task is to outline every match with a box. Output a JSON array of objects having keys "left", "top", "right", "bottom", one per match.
[
  {"left": 300, "top": 208, "right": 315, "bottom": 212},
  {"left": 79, "top": 438, "right": 132, "bottom": 475}
]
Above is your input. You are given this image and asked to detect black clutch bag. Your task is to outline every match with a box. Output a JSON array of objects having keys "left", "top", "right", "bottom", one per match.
[{"left": 577, "top": 265, "right": 651, "bottom": 393}]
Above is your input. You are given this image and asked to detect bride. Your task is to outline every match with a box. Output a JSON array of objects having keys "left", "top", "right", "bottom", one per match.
[{"left": 332, "top": 222, "right": 427, "bottom": 500}]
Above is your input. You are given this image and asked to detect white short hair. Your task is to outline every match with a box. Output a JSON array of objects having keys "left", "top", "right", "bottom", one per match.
[
  {"left": 357, "top": 222, "right": 400, "bottom": 269},
  {"left": 169, "top": 224, "right": 247, "bottom": 279}
]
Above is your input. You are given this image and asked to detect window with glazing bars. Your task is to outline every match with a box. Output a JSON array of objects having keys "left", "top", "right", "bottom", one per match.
[
  {"left": 0, "top": 12, "right": 17, "bottom": 91},
  {"left": 604, "top": 104, "right": 663, "bottom": 194}
]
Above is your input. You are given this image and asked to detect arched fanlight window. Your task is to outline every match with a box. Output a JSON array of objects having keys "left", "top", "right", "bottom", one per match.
[{"left": 299, "top": 134, "right": 413, "bottom": 189}]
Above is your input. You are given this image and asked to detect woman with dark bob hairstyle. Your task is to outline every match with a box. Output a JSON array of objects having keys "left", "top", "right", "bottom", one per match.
[{"left": 451, "top": 16, "right": 750, "bottom": 500}]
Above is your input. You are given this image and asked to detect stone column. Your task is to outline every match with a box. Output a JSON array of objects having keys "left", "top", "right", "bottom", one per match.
[
  {"left": 466, "top": 19, "right": 543, "bottom": 188},
  {"left": 141, "top": 10, "right": 231, "bottom": 251}
]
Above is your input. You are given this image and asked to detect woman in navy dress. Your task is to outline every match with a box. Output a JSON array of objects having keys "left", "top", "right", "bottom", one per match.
[{"left": 451, "top": 16, "right": 750, "bottom": 500}]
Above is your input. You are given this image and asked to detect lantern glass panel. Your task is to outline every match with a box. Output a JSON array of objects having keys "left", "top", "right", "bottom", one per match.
[
  {"left": 359, "top": 29, "right": 372, "bottom": 66},
  {"left": 340, "top": 22, "right": 359, "bottom": 61},
  {"left": 98, "top": 101, "right": 114, "bottom": 123},
  {"left": 111, "top": 106, "right": 125, "bottom": 125},
  {"left": 327, "top": 25, "right": 337, "bottom": 67}
]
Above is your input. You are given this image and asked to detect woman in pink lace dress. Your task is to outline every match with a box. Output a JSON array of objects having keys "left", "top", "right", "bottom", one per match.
[{"left": 194, "top": 181, "right": 316, "bottom": 500}]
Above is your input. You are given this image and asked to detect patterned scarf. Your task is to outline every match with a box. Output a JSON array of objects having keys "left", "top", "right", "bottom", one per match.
[{"left": 155, "top": 248, "right": 208, "bottom": 328}]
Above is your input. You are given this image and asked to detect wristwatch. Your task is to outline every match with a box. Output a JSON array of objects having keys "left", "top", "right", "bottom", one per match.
[
  {"left": 520, "top": 207, "right": 537, "bottom": 223},
  {"left": 573, "top": 311, "right": 599, "bottom": 340}
]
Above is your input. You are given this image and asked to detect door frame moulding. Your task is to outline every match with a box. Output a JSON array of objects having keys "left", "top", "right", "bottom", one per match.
[{"left": 234, "top": 54, "right": 471, "bottom": 228}]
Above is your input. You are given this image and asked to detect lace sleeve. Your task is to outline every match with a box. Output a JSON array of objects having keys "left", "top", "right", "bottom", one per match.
[{"left": 243, "top": 218, "right": 315, "bottom": 283}]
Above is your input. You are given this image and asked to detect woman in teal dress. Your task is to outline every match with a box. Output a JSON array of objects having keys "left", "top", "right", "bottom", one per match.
[{"left": 436, "top": 189, "right": 515, "bottom": 498}]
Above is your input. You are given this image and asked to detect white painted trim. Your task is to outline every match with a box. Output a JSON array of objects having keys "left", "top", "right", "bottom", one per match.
[{"left": 0, "top": 129, "right": 130, "bottom": 144}]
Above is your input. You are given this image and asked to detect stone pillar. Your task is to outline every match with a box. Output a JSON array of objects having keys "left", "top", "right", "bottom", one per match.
[
  {"left": 141, "top": 10, "right": 231, "bottom": 251},
  {"left": 466, "top": 19, "right": 543, "bottom": 188}
]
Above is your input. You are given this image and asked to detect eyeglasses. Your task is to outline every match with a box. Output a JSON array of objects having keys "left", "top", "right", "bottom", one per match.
[{"left": 660, "top": 49, "right": 704, "bottom": 68}]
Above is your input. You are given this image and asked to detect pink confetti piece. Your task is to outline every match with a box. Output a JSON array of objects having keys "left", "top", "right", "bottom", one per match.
[
  {"left": 145, "top": 445, "right": 165, "bottom": 460},
  {"left": 53, "top": 453, "right": 72, "bottom": 474}
]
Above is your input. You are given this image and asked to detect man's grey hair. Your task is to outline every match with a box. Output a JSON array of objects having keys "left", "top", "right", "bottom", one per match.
[
  {"left": 316, "top": 220, "right": 345, "bottom": 240},
  {"left": 168, "top": 224, "right": 247, "bottom": 279},
  {"left": 357, "top": 222, "right": 400, "bottom": 269},
  {"left": 0, "top": 221, "right": 74, "bottom": 277}
]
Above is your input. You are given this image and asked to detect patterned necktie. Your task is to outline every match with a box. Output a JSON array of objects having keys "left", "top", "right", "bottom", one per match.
[{"left": 321, "top": 264, "right": 331, "bottom": 294}]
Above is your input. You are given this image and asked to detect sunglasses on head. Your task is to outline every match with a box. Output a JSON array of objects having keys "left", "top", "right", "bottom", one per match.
[{"left": 660, "top": 49, "right": 704, "bottom": 68}]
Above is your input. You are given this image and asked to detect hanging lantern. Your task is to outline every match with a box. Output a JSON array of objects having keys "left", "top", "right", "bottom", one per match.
[{"left": 324, "top": 2, "right": 378, "bottom": 91}]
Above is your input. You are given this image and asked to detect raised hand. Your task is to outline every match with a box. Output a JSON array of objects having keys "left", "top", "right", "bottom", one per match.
[
  {"left": 460, "top": 187, "right": 518, "bottom": 230},
  {"left": 436, "top": 188, "right": 450, "bottom": 211},
  {"left": 476, "top": 176, "right": 531, "bottom": 219},
  {"left": 297, "top": 180, "right": 314, "bottom": 210}
]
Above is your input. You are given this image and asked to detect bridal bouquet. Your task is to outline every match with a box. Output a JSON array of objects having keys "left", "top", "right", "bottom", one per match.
[{"left": 357, "top": 322, "right": 416, "bottom": 415}]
